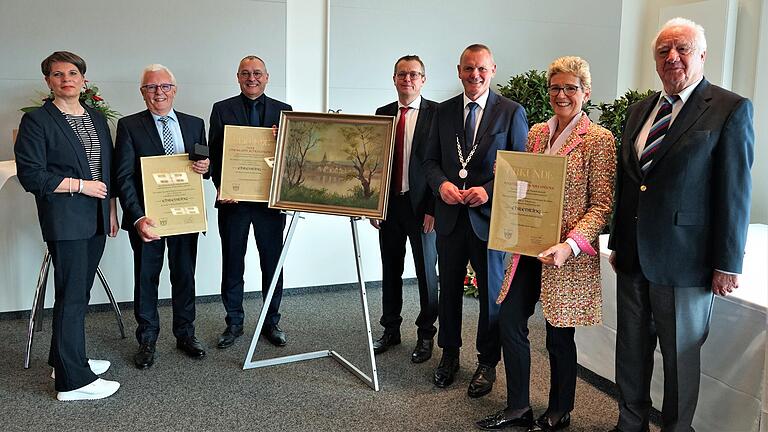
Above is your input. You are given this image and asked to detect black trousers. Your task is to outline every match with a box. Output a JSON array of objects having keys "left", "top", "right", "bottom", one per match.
[
  {"left": 218, "top": 202, "right": 285, "bottom": 327},
  {"left": 47, "top": 235, "right": 105, "bottom": 392},
  {"left": 128, "top": 230, "right": 198, "bottom": 343},
  {"left": 500, "top": 256, "right": 576, "bottom": 412},
  {"left": 436, "top": 209, "right": 501, "bottom": 365},
  {"left": 378, "top": 193, "right": 438, "bottom": 340}
]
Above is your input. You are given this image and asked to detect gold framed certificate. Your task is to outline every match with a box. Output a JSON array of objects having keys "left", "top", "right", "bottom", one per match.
[
  {"left": 488, "top": 151, "right": 567, "bottom": 257},
  {"left": 220, "top": 125, "right": 276, "bottom": 202},
  {"left": 140, "top": 154, "right": 207, "bottom": 237}
]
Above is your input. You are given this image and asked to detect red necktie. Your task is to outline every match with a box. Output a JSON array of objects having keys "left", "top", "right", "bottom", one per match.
[{"left": 393, "top": 107, "right": 410, "bottom": 194}]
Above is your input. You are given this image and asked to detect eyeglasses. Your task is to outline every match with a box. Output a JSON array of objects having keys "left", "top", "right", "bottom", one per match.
[
  {"left": 141, "top": 83, "right": 175, "bottom": 93},
  {"left": 548, "top": 85, "right": 581, "bottom": 96},
  {"left": 396, "top": 71, "right": 424, "bottom": 80},
  {"left": 239, "top": 70, "right": 265, "bottom": 79}
]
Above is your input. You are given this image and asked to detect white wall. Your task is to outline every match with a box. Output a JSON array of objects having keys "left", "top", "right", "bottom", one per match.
[{"left": 328, "top": 0, "right": 622, "bottom": 115}]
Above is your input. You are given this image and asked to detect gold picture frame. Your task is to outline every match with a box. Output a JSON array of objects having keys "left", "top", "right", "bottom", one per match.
[{"left": 269, "top": 112, "right": 396, "bottom": 219}]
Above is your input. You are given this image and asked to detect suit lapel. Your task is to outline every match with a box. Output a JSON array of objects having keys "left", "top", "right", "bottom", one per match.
[
  {"left": 469, "top": 91, "right": 500, "bottom": 166},
  {"left": 43, "top": 102, "right": 92, "bottom": 178},
  {"left": 140, "top": 110, "right": 166, "bottom": 155},
  {"left": 177, "top": 113, "right": 195, "bottom": 153},
  {"left": 645, "top": 79, "right": 710, "bottom": 173},
  {"left": 411, "top": 99, "right": 431, "bottom": 154},
  {"left": 558, "top": 114, "right": 590, "bottom": 156},
  {"left": 228, "top": 97, "right": 248, "bottom": 125},
  {"left": 622, "top": 94, "right": 658, "bottom": 181}
]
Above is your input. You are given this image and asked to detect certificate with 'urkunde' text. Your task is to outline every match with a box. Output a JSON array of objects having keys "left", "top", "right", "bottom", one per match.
[
  {"left": 488, "top": 151, "right": 567, "bottom": 257},
  {"left": 220, "top": 125, "right": 276, "bottom": 202}
]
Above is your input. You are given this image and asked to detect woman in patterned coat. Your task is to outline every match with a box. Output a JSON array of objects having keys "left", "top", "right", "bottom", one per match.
[{"left": 476, "top": 56, "right": 616, "bottom": 431}]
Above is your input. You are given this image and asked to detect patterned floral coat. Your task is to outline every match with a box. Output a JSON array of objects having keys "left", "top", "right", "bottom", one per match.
[{"left": 497, "top": 113, "right": 616, "bottom": 327}]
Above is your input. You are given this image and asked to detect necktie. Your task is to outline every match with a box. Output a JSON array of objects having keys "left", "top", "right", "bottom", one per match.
[
  {"left": 639, "top": 95, "right": 679, "bottom": 172},
  {"left": 392, "top": 106, "right": 410, "bottom": 194},
  {"left": 158, "top": 116, "right": 175, "bottom": 155},
  {"left": 464, "top": 102, "right": 479, "bottom": 152},
  {"left": 250, "top": 100, "right": 262, "bottom": 127}
]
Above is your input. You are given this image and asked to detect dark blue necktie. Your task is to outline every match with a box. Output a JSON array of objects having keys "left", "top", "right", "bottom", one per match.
[
  {"left": 249, "top": 100, "right": 262, "bottom": 127},
  {"left": 464, "top": 102, "right": 479, "bottom": 152}
]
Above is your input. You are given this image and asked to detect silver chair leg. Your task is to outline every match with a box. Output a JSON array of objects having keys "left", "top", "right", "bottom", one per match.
[
  {"left": 96, "top": 267, "right": 125, "bottom": 339},
  {"left": 25, "top": 251, "right": 51, "bottom": 369}
]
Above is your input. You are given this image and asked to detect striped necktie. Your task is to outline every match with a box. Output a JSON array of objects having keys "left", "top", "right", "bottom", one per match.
[
  {"left": 158, "top": 116, "right": 175, "bottom": 155},
  {"left": 639, "top": 95, "right": 679, "bottom": 172}
]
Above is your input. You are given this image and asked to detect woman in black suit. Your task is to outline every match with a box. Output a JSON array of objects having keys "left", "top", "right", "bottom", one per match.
[{"left": 14, "top": 51, "right": 120, "bottom": 401}]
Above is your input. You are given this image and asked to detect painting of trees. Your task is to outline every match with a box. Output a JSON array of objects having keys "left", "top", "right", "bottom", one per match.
[
  {"left": 284, "top": 121, "right": 325, "bottom": 187},
  {"left": 339, "top": 125, "right": 384, "bottom": 198}
]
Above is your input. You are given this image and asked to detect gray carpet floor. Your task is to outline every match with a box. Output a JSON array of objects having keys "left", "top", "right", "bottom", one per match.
[{"left": 0, "top": 284, "right": 660, "bottom": 432}]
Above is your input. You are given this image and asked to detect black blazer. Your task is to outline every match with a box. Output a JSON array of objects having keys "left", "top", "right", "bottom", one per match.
[
  {"left": 608, "top": 78, "right": 754, "bottom": 286},
  {"left": 15, "top": 100, "right": 114, "bottom": 241},
  {"left": 208, "top": 94, "right": 292, "bottom": 189},
  {"left": 375, "top": 97, "right": 437, "bottom": 217},
  {"left": 423, "top": 90, "right": 528, "bottom": 240},
  {"left": 114, "top": 109, "right": 207, "bottom": 230}
]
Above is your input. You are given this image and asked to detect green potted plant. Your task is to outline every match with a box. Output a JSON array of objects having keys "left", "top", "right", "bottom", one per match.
[{"left": 597, "top": 88, "right": 655, "bottom": 148}]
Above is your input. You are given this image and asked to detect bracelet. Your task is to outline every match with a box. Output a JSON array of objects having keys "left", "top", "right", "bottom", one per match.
[
  {"left": 78, "top": 179, "right": 84, "bottom": 194},
  {"left": 68, "top": 177, "right": 73, "bottom": 196}
]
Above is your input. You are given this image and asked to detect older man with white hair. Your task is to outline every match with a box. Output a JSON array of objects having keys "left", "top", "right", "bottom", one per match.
[
  {"left": 609, "top": 17, "right": 754, "bottom": 432},
  {"left": 115, "top": 64, "right": 210, "bottom": 369}
]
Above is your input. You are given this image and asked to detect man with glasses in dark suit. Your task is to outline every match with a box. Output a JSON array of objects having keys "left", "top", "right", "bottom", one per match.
[
  {"left": 370, "top": 55, "right": 439, "bottom": 364},
  {"left": 209, "top": 56, "right": 292, "bottom": 349},
  {"left": 115, "top": 64, "right": 210, "bottom": 369}
]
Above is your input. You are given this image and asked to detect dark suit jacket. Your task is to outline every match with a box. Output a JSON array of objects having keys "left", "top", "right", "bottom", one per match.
[
  {"left": 423, "top": 90, "right": 528, "bottom": 240},
  {"left": 208, "top": 94, "right": 292, "bottom": 190},
  {"left": 114, "top": 109, "right": 207, "bottom": 230},
  {"left": 15, "top": 100, "right": 114, "bottom": 241},
  {"left": 375, "top": 97, "right": 437, "bottom": 217},
  {"left": 608, "top": 78, "right": 754, "bottom": 286}
]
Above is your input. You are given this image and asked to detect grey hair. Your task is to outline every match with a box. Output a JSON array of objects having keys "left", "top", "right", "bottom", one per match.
[
  {"left": 140, "top": 64, "right": 177, "bottom": 85},
  {"left": 653, "top": 17, "right": 707, "bottom": 53}
]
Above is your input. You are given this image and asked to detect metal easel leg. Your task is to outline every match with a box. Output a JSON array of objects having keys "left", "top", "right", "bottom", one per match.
[
  {"left": 243, "top": 211, "right": 302, "bottom": 369},
  {"left": 241, "top": 214, "right": 380, "bottom": 391},
  {"left": 24, "top": 250, "right": 51, "bottom": 369},
  {"left": 96, "top": 267, "right": 126, "bottom": 339}
]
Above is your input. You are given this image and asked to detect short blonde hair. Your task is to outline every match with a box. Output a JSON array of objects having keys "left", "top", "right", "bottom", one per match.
[{"left": 547, "top": 56, "right": 591, "bottom": 90}]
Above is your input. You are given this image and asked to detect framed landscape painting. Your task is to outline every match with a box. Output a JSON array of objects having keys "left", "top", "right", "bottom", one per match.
[{"left": 269, "top": 111, "right": 396, "bottom": 219}]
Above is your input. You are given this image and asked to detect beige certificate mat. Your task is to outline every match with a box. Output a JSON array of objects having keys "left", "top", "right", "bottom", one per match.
[
  {"left": 488, "top": 151, "right": 567, "bottom": 257},
  {"left": 221, "top": 125, "right": 276, "bottom": 202},
  {"left": 140, "top": 154, "right": 207, "bottom": 237}
]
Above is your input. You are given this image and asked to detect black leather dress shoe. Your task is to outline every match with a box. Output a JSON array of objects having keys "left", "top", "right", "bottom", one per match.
[
  {"left": 468, "top": 363, "right": 496, "bottom": 398},
  {"left": 476, "top": 407, "right": 534, "bottom": 430},
  {"left": 411, "top": 338, "right": 433, "bottom": 363},
  {"left": 134, "top": 342, "right": 156, "bottom": 369},
  {"left": 528, "top": 412, "right": 571, "bottom": 431},
  {"left": 372, "top": 333, "right": 401, "bottom": 354},
  {"left": 262, "top": 324, "right": 287, "bottom": 347},
  {"left": 433, "top": 355, "right": 460, "bottom": 388},
  {"left": 176, "top": 336, "right": 206, "bottom": 358},
  {"left": 217, "top": 325, "right": 244, "bottom": 349}
]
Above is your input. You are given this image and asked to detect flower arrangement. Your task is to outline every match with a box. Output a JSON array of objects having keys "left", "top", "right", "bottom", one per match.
[
  {"left": 20, "top": 80, "right": 120, "bottom": 125},
  {"left": 463, "top": 265, "right": 479, "bottom": 298}
]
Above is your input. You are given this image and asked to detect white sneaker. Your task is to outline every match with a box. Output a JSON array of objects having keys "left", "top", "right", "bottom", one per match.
[
  {"left": 57, "top": 378, "right": 120, "bottom": 401},
  {"left": 51, "top": 359, "right": 111, "bottom": 379}
]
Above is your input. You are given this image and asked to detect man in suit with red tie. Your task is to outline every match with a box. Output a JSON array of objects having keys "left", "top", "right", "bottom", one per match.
[
  {"left": 209, "top": 56, "right": 292, "bottom": 349},
  {"left": 115, "top": 64, "right": 210, "bottom": 369},
  {"left": 423, "top": 44, "right": 528, "bottom": 397},
  {"left": 609, "top": 18, "right": 754, "bottom": 432},
  {"left": 370, "top": 55, "right": 438, "bottom": 364}
]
